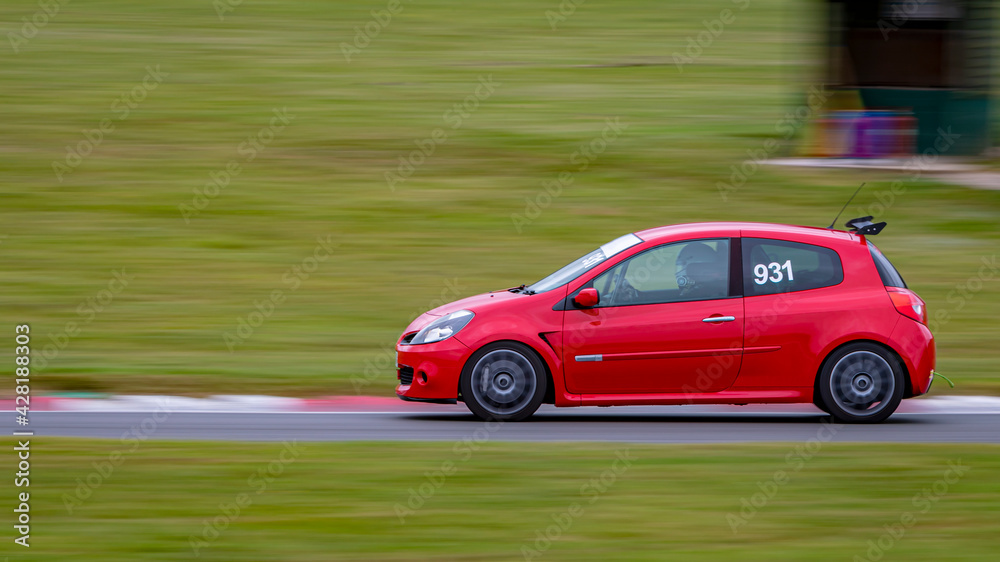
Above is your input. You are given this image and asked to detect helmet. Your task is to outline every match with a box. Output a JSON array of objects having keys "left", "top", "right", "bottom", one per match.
[{"left": 675, "top": 242, "right": 719, "bottom": 292}]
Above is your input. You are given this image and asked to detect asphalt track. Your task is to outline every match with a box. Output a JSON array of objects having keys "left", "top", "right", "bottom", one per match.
[{"left": 14, "top": 398, "right": 1000, "bottom": 443}]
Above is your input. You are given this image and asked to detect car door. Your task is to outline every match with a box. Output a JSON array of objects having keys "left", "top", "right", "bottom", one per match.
[
  {"left": 562, "top": 238, "right": 744, "bottom": 394},
  {"left": 736, "top": 235, "right": 890, "bottom": 390}
]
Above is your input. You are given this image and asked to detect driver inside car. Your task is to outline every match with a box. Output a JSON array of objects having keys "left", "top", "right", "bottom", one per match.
[{"left": 675, "top": 242, "right": 727, "bottom": 300}]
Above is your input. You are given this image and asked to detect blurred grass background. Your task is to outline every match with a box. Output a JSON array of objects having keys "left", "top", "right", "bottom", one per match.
[
  {"left": 0, "top": 0, "right": 997, "bottom": 396},
  {"left": 5, "top": 438, "right": 997, "bottom": 560}
]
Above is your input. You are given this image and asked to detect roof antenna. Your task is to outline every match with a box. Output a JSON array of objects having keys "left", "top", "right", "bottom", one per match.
[{"left": 827, "top": 182, "right": 866, "bottom": 229}]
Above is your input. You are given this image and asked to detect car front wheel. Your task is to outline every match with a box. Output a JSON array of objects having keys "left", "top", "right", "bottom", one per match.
[
  {"left": 817, "top": 342, "right": 904, "bottom": 424},
  {"left": 460, "top": 342, "right": 546, "bottom": 422}
]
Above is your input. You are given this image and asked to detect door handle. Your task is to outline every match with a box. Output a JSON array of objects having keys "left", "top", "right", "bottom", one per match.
[{"left": 702, "top": 315, "right": 736, "bottom": 323}]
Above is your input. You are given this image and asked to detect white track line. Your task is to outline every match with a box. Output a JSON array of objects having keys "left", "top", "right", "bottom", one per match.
[{"left": 14, "top": 395, "right": 1000, "bottom": 415}]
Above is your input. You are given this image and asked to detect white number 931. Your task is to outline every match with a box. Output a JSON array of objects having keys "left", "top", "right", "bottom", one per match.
[{"left": 753, "top": 260, "right": 794, "bottom": 285}]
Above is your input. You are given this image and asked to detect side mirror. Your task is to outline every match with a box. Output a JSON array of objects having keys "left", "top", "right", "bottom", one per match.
[{"left": 573, "top": 288, "right": 600, "bottom": 308}]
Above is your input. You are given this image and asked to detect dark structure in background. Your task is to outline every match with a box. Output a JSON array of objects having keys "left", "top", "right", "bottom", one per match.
[{"left": 825, "top": 0, "right": 994, "bottom": 155}]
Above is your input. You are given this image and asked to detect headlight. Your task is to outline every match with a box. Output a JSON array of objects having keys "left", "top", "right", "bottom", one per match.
[{"left": 409, "top": 310, "right": 474, "bottom": 345}]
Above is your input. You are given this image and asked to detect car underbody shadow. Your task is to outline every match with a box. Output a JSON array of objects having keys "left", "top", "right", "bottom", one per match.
[{"left": 401, "top": 412, "right": 926, "bottom": 425}]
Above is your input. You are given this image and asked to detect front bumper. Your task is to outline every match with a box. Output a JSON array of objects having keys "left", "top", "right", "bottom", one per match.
[{"left": 395, "top": 335, "right": 471, "bottom": 401}]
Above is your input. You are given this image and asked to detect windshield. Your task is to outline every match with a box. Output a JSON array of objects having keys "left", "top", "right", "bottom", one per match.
[{"left": 526, "top": 233, "right": 643, "bottom": 294}]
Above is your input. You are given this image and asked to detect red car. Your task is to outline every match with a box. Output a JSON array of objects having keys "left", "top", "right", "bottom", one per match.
[{"left": 395, "top": 219, "right": 934, "bottom": 423}]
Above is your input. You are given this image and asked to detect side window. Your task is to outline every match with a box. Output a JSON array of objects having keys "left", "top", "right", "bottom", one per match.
[
  {"left": 742, "top": 238, "right": 843, "bottom": 296},
  {"left": 590, "top": 239, "right": 730, "bottom": 306},
  {"left": 592, "top": 262, "right": 625, "bottom": 303}
]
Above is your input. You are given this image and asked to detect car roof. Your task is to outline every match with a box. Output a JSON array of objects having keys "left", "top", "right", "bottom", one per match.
[{"left": 635, "top": 222, "right": 857, "bottom": 245}]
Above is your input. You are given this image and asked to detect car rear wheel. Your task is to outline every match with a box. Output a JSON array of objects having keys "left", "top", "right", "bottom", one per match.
[
  {"left": 812, "top": 395, "right": 831, "bottom": 414},
  {"left": 818, "top": 342, "right": 904, "bottom": 424},
  {"left": 460, "top": 342, "right": 546, "bottom": 422}
]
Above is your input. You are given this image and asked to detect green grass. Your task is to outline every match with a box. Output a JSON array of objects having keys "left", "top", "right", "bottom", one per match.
[
  {"left": 0, "top": 0, "right": 998, "bottom": 396},
  {"left": 2, "top": 439, "right": 998, "bottom": 560}
]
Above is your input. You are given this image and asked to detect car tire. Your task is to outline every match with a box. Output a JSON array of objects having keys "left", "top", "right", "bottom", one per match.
[
  {"left": 817, "top": 342, "right": 904, "bottom": 424},
  {"left": 812, "top": 394, "right": 831, "bottom": 414},
  {"left": 460, "top": 341, "right": 547, "bottom": 422}
]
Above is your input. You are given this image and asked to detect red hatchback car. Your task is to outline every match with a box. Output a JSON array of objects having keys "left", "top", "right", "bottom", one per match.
[{"left": 395, "top": 220, "right": 935, "bottom": 423}]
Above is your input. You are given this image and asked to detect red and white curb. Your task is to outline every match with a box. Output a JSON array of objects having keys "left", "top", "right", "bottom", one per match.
[
  {"left": 7, "top": 394, "right": 463, "bottom": 413},
  {"left": 5, "top": 394, "right": 1000, "bottom": 414}
]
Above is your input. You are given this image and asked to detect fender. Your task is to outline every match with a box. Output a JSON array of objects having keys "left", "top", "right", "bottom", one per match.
[
  {"left": 456, "top": 331, "right": 574, "bottom": 406},
  {"left": 814, "top": 320, "right": 900, "bottom": 381}
]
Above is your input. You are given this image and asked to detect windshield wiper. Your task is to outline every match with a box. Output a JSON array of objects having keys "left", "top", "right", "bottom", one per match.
[{"left": 507, "top": 284, "right": 536, "bottom": 295}]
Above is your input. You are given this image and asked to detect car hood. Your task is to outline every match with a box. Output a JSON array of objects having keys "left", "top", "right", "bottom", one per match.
[{"left": 402, "top": 289, "right": 526, "bottom": 335}]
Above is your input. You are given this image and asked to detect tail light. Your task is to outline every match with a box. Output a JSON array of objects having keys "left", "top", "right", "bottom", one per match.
[{"left": 886, "top": 287, "right": 927, "bottom": 325}]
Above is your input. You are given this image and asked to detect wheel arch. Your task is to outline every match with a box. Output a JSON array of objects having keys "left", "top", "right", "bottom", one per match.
[
  {"left": 456, "top": 338, "right": 556, "bottom": 404},
  {"left": 813, "top": 338, "right": 913, "bottom": 404}
]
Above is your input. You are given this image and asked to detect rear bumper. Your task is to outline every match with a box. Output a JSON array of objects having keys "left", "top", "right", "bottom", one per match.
[
  {"left": 889, "top": 317, "right": 935, "bottom": 396},
  {"left": 395, "top": 336, "right": 470, "bottom": 401}
]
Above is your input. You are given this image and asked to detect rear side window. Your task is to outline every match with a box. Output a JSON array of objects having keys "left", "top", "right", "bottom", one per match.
[
  {"left": 868, "top": 242, "right": 906, "bottom": 288},
  {"left": 742, "top": 238, "right": 844, "bottom": 296}
]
